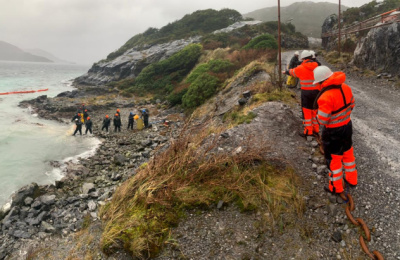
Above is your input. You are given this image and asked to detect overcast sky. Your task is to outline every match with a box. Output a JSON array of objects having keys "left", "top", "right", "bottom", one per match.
[{"left": 0, "top": 0, "right": 372, "bottom": 65}]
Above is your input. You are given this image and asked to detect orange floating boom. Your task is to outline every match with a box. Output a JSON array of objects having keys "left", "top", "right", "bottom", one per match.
[{"left": 0, "top": 88, "right": 49, "bottom": 95}]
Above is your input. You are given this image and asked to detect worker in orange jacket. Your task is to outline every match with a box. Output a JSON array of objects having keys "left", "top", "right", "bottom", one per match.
[
  {"left": 313, "top": 66, "right": 357, "bottom": 194},
  {"left": 283, "top": 50, "right": 320, "bottom": 137}
]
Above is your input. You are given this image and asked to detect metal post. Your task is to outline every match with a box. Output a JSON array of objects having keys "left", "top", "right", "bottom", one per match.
[
  {"left": 338, "top": 0, "right": 341, "bottom": 57},
  {"left": 278, "top": 0, "right": 282, "bottom": 89}
]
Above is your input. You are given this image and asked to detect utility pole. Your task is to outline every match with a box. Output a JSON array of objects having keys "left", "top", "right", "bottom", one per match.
[
  {"left": 338, "top": 0, "right": 341, "bottom": 57},
  {"left": 278, "top": 0, "right": 282, "bottom": 89}
]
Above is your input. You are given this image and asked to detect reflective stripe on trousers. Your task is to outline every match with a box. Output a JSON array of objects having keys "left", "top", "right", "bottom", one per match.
[
  {"left": 328, "top": 154, "right": 344, "bottom": 193},
  {"left": 303, "top": 108, "right": 319, "bottom": 135},
  {"left": 343, "top": 146, "right": 357, "bottom": 185}
]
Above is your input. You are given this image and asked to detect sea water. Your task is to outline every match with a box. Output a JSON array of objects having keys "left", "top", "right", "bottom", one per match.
[{"left": 0, "top": 61, "right": 100, "bottom": 207}]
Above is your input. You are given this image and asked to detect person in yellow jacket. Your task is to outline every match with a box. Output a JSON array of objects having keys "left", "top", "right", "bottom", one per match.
[{"left": 286, "top": 51, "right": 300, "bottom": 88}]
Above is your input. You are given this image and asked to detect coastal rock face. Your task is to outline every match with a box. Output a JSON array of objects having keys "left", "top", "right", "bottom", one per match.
[
  {"left": 353, "top": 22, "right": 400, "bottom": 76},
  {"left": 321, "top": 14, "right": 338, "bottom": 50},
  {"left": 74, "top": 37, "right": 201, "bottom": 86},
  {"left": 282, "top": 34, "right": 309, "bottom": 49}
]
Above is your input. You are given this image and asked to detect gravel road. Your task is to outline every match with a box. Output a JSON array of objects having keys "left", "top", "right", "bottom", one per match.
[{"left": 283, "top": 50, "right": 400, "bottom": 259}]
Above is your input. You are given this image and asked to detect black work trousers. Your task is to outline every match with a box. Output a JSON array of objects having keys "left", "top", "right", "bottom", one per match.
[
  {"left": 73, "top": 127, "right": 82, "bottom": 136},
  {"left": 128, "top": 120, "right": 134, "bottom": 130},
  {"left": 322, "top": 121, "right": 353, "bottom": 161}
]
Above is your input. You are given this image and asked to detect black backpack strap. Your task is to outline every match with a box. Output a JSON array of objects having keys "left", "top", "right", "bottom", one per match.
[{"left": 313, "top": 85, "right": 342, "bottom": 110}]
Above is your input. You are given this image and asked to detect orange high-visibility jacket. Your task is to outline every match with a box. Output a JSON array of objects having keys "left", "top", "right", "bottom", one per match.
[
  {"left": 289, "top": 59, "right": 320, "bottom": 91},
  {"left": 316, "top": 72, "right": 355, "bottom": 128}
]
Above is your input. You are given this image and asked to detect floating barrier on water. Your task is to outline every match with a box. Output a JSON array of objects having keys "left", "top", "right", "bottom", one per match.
[{"left": 0, "top": 88, "right": 49, "bottom": 95}]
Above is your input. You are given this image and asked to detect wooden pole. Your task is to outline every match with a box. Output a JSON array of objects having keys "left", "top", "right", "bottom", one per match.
[
  {"left": 278, "top": 0, "right": 282, "bottom": 89},
  {"left": 338, "top": 0, "right": 341, "bottom": 57}
]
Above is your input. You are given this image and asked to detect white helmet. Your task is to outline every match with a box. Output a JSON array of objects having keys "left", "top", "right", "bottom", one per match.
[
  {"left": 300, "top": 50, "right": 312, "bottom": 60},
  {"left": 313, "top": 66, "right": 333, "bottom": 84},
  {"left": 294, "top": 51, "right": 299, "bottom": 56},
  {"left": 310, "top": 50, "right": 316, "bottom": 58}
]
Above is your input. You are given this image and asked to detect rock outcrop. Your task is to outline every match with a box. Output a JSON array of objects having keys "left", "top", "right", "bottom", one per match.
[
  {"left": 321, "top": 14, "right": 338, "bottom": 50},
  {"left": 74, "top": 37, "right": 201, "bottom": 86},
  {"left": 282, "top": 34, "right": 309, "bottom": 49},
  {"left": 353, "top": 22, "right": 400, "bottom": 76}
]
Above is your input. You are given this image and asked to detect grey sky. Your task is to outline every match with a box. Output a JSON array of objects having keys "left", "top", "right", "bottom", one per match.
[{"left": 0, "top": 0, "right": 372, "bottom": 65}]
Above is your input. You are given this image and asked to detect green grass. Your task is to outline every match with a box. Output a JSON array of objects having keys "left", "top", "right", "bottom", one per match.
[{"left": 223, "top": 111, "right": 257, "bottom": 125}]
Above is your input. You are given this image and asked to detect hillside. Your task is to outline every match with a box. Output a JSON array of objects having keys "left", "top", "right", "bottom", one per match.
[
  {"left": 0, "top": 41, "right": 52, "bottom": 63},
  {"left": 24, "top": 48, "right": 73, "bottom": 64},
  {"left": 75, "top": 8, "right": 308, "bottom": 103},
  {"left": 244, "top": 1, "right": 348, "bottom": 37}
]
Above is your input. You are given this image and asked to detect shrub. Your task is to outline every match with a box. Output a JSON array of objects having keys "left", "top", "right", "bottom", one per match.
[
  {"left": 243, "top": 34, "right": 278, "bottom": 50},
  {"left": 180, "top": 59, "right": 234, "bottom": 108},
  {"left": 182, "top": 73, "right": 219, "bottom": 108},
  {"left": 167, "top": 89, "right": 188, "bottom": 105}
]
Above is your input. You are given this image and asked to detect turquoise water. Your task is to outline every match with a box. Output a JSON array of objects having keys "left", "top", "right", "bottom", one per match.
[{"left": 0, "top": 61, "right": 100, "bottom": 206}]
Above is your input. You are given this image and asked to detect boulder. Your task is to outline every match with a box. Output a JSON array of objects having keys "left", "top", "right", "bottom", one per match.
[
  {"left": 0, "top": 202, "right": 11, "bottom": 221},
  {"left": 31, "top": 200, "right": 42, "bottom": 210},
  {"left": 24, "top": 197, "right": 33, "bottom": 206},
  {"left": 88, "top": 200, "right": 97, "bottom": 211},
  {"left": 40, "top": 195, "right": 56, "bottom": 206},
  {"left": 114, "top": 154, "right": 127, "bottom": 166},
  {"left": 11, "top": 183, "right": 40, "bottom": 207},
  {"left": 82, "top": 183, "right": 95, "bottom": 194},
  {"left": 13, "top": 230, "right": 31, "bottom": 239},
  {"left": 41, "top": 221, "right": 56, "bottom": 233}
]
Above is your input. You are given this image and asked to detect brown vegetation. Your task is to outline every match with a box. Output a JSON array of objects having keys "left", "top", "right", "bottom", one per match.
[{"left": 100, "top": 121, "right": 304, "bottom": 258}]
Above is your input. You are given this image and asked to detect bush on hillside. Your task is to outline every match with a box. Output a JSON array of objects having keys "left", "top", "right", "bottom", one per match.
[
  {"left": 182, "top": 73, "right": 219, "bottom": 108},
  {"left": 167, "top": 89, "right": 188, "bottom": 106},
  {"left": 243, "top": 34, "right": 278, "bottom": 50},
  {"left": 179, "top": 59, "right": 234, "bottom": 108}
]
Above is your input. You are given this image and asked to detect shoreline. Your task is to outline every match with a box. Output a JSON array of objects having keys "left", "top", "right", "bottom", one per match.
[
  {"left": 0, "top": 81, "right": 102, "bottom": 209},
  {"left": 0, "top": 84, "right": 182, "bottom": 259}
]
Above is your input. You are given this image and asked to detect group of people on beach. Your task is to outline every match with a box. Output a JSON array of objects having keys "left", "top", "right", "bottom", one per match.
[{"left": 71, "top": 104, "right": 150, "bottom": 136}]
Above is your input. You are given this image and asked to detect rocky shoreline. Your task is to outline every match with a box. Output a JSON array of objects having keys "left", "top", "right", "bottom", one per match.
[{"left": 0, "top": 87, "right": 184, "bottom": 259}]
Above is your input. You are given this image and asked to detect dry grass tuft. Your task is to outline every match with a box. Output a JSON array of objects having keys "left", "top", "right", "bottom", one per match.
[
  {"left": 323, "top": 51, "right": 353, "bottom": 65},
  {"left": 100, "top": 122, "right": 304, "bottom": 258}
]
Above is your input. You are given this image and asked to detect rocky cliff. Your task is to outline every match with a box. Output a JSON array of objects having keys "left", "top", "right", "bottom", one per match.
[
  {"left": 74, "top": 37, "right": 201, "bottom": 86},
  {"left": 353, "top": 22, "right": 400, "bottom": 76},
  {"left": 321, "top": 14, "right": 338, "bottom": 50}
]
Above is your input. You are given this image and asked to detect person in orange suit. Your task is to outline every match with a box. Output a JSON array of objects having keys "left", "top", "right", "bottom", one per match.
[
  {"left": 313, "top": 66, "right": 357, "bottom": 194},
  {"left": 283, "top": 50, "right": 320, "bottom": 137}
]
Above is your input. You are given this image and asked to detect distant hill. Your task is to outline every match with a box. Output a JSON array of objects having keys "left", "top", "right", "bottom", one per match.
[
  {"left": 24, "top": 48, "right": 73, "bottom": 64},
  {"left": 0, "top": 41, "right": 52, "bottom": 63},
  {"left": 244, "top": 1, "right": 348, "bottom": 37}
]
